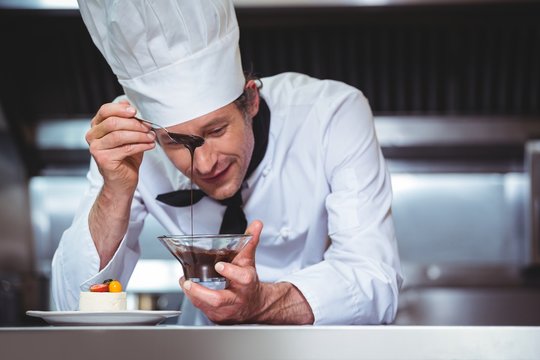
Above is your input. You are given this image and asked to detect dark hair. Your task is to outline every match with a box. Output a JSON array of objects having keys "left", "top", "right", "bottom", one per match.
[{"left": 233, "top": 73, "right": 262, "bottom": 118}]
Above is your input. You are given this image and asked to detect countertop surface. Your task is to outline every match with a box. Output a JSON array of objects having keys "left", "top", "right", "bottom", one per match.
[{"left": 2, "top": 325, "right": 540, "bottom": 360}]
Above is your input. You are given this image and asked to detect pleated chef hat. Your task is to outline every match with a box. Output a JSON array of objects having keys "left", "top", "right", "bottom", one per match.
[{"left": 77, "top": 0, "right": 245, "bottom": 127}]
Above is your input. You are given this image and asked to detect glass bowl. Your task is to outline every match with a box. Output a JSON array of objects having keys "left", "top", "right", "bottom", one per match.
[{"left": 158, "top": 234, "right": 252, "bottom": 290}]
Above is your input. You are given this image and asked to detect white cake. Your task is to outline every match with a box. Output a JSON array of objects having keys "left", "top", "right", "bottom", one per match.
[{"left": 79, "top": 291, "right": 127, "bottom": 312}]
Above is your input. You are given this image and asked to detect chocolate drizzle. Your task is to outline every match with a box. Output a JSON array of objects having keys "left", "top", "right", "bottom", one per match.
[{"left": 170, "top": 133, "right": 204, "bottom": 237}]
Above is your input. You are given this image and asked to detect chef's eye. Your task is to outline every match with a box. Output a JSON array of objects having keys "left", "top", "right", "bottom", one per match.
[{"left": 207, "top": 126, "right": 226, "bottom": 137}]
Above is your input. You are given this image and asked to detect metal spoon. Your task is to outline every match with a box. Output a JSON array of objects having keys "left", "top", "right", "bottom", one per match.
[{"left": 138, "top": 118, "right": 205, "bottom": 151}]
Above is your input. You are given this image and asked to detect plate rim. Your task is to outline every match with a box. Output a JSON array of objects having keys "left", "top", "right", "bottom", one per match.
[
  {"left": 27, "top": 310, "right": 181, "bottom": 317},
  {"left": 26, "top": 310, "right": 181, "bottom": 326}
]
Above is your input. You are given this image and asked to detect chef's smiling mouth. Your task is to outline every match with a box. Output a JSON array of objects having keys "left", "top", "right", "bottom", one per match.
[{"left": 198, "top": 164, "right": 232, "bottom": 183}]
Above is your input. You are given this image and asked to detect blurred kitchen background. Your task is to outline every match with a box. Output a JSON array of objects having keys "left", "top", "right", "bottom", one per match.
[{"left": 1, "top": 0, "right": 540, "bottom": 326}]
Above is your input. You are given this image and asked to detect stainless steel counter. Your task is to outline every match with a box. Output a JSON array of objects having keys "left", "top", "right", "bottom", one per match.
[{"left": 1, "top": 326, "right": 539, "bottom": 360}]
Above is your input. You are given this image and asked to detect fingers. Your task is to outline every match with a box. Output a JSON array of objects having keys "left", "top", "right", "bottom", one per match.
[
  {"left": 232, "top": 220, "right": 263, "bottom": 268},
  {"left": 88, "top": 104, "right": 151, "bottom": 141},
  {"left": 90, "top": 118, "right": 153, "bottom": 141},
  {"left": 86, "top": 103, "right": 155, "bottom": 159},
  {"left": 245, "top": 219, "right": 264, "bottom": 238},
  {"left": 180, "top": 279, "right": 237, "bottom": 308},
  {"left": 87, "top": 131, "right": 156, "bottom": 169},
  {"left": 91, "top": 129, "right": 156, "bottom": 151},
  {"left": 91, "top": 102, "right": 137, "bottom": 127},
  {"left": 215, "top": 262, "right": 257, "bottom": 286}
]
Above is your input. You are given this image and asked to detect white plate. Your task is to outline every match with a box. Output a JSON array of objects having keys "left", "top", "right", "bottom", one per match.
[{"left": 26, "top": 310, "right": 181, "bottom": 326}]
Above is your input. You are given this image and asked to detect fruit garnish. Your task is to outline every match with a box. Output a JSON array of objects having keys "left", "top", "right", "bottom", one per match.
[
  {"left": 90, "top": 284, "right": 109, "bottom": 292},
  {"left": 108, "top": 280, "right": 122, "bottom": 293},
  {"left": 103, "top": 279, "right": 113, "bottom": 285}
]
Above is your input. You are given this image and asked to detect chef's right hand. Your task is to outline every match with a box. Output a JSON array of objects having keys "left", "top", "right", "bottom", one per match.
[{"left": 86, "top": 101, "right": 156, "bottom": 194}]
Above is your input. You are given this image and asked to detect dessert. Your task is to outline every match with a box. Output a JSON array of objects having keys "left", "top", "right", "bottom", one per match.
[{"left": 79, "top": 279, "right": 127, "bottom": 311}]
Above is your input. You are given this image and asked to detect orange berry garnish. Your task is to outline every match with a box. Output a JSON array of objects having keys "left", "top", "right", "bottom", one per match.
[{"left": 108, "top": 280, "right": 123, "bottom": 292}]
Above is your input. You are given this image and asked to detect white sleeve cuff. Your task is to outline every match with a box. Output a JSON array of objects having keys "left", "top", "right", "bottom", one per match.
[
  {"left": 80, "top": 219, "right": 143, "bottom": 291},
  {"left": 278, "top": 260, "right": 400, "bottom": 325}
]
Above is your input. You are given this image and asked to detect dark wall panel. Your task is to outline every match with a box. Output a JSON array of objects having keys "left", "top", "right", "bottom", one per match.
[{"left": 0, "top": 2, "right": 539, "bottom": 174}]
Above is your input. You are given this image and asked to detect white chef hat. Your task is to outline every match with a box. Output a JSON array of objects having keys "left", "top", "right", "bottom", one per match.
[{"left": 77, "top": 0, "right": 245, "bottom": 127}]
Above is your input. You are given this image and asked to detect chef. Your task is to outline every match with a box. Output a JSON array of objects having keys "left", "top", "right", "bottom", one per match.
[{"left": 52, "top": 0, "right": 402, "bottom": 325}]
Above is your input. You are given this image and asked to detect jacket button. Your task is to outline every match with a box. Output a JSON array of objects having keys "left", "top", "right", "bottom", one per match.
[
  {"left": 262, "top": 166, "right": 271, "bottom": 177},
  {"left": 280, "top": 228, "right": 289, "bottom": 239}
]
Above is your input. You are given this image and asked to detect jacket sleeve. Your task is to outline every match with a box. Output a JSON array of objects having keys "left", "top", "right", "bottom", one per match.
[
  {"left": 51, "top": 158, "right": 147, "bottom": 310},
  {"left": 279, "top": 87, "right": 402, "bottom": 324}
]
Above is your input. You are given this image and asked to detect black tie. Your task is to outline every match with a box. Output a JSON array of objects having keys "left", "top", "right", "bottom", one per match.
[{"left": 156, "top": 98, "right": 270, "bottom": 234}]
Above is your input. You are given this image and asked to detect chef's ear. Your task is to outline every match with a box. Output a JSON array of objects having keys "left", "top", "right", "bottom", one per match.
[{"left": 244, "top": 80, "right": 260, "bottom": 119}]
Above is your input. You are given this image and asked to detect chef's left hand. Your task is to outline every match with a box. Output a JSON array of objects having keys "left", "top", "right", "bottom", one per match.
[{"left": 179, "top": 220, "right": 265, "bottom": 324}]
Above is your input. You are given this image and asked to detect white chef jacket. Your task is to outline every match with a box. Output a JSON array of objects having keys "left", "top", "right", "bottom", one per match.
[{"left": 52, "top": 72, "right": 402, "bottom": 325}]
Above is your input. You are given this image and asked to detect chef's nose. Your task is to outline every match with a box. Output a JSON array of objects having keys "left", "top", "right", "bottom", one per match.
[{"left": 192, "top": 142, "right": 217, "bottom": 176}]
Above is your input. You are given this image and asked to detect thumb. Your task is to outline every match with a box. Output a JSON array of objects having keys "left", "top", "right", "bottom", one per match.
[{"left": 233, "top": 220, "right": 263, "bottom": 267}]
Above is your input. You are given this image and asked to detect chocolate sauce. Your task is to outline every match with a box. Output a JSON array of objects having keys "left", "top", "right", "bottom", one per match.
[
  {"left": 175, "top": 247, "right": 238, "bottom": 281},
  {"left": 168, "top": 132, "right": 204, "bottom": 236}
]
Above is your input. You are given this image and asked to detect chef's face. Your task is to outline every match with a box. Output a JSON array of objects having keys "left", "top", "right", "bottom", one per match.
[{"left": 159, "top": 81, "right": 259, "bottom": 200}]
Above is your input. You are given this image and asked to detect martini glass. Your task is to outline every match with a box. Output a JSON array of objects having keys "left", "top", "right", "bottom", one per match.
[{"left": 158, "top": 234, "right": 252, "bottom": 290}]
